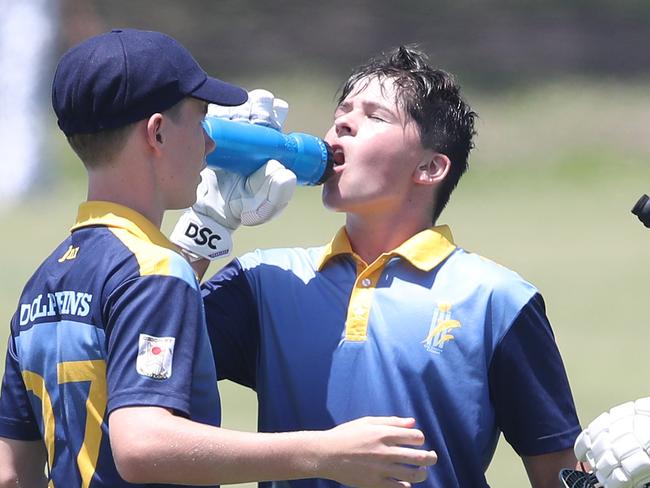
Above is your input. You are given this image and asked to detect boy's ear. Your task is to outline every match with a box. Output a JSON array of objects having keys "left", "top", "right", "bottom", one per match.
[
  {"left": 145, "top": 113, "right": 164, "bottom": 149},
  {"left": 413, "top": 153, "right": 451, "bottom": 185}
]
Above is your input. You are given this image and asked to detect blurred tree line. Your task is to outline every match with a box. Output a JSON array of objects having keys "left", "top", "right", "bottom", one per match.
[{"left": 60, "top": 0, "right": 650, "bottom": 91}]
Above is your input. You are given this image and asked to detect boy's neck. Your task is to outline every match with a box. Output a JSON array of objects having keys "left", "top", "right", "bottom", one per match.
[
  {"left": 344, "top": 211, "right": 433, "bottom": 265},
  {"left": 86, "top": 158, "right": 163, "bottom": 229}
]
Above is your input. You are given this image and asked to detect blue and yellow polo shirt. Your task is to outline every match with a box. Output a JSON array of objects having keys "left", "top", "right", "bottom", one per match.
[
  {"left": 202, "top": 225, "right": 580, "bottom": 488},
  {"left": 0, "top": 202, "right": 220, "bottom": 488}
]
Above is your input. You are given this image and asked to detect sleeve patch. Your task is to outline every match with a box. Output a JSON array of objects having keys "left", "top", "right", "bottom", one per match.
[{"left": 136, "top": 334, "right": 175, "bottom": 380}]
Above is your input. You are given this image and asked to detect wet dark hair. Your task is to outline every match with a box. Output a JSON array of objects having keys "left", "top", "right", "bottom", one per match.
[{"left": 338, "top": 46, "right": 477, "bottom": 222}]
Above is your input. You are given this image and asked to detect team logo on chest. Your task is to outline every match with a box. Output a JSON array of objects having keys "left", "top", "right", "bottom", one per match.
[
  {"left": 137, "top": 334, "right": 175, "bottom": 380},
  {"left": 422, "top": 302, "right": 461, "bottom": 354}
]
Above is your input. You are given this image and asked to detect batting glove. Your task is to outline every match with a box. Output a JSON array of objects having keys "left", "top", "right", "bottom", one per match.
[
  {"left": 208, "top": 88, "right": 289, "bottom": 130},
  {"left": 170, "top": 89, "right": 296, "bottom": 261},
  {"left": 574, "top": 397, "right": 650, "bottom": 488}
]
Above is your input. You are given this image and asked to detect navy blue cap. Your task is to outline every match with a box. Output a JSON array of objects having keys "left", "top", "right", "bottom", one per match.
[{"left": 52, "top": 28, "right": 248, "bottom": 136}]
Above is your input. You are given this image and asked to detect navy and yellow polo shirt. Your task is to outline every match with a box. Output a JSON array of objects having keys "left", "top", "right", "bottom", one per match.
[
  {"left": 202, "top": 225, "right": 581, "bottom": 488},
  {"left": 0, "top": 202, "right": 220, "bottom": 488}
]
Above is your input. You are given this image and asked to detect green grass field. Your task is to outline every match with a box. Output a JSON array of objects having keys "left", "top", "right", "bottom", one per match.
[{"left": 1, "top": 80, "right": 649, "bottom": 486}]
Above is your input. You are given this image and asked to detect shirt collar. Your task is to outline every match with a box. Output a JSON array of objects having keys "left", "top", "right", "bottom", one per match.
[
  {"left": 71, "top": 201, "right": 178, "bottom": 252},
  {"left": 317, "top": 225, "right": 457, "bottom": 272}
]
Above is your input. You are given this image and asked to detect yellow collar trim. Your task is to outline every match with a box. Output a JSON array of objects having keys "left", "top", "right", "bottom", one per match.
[
  {"left": 71, "top": 201, "right": 177, "bottom": 252},
  {"left": 317, "top": 227, "right": 355, "bottom": 270},
  {"left": 317, "top": 225, "right": 456, "bottom": 272}
]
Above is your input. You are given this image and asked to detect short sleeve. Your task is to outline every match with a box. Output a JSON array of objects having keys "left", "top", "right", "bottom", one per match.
[
  {"left": 488, "top": 293, "right": 581, "bottom": 456},
  {"left": 0, "top": 333, "right": 41, "bottom": 440},
  {"left": 104, "top": 274, "right": 206, "bottom": 417},
  {"left": 201, "top": 259, "right": 259, "bottom": 389}
]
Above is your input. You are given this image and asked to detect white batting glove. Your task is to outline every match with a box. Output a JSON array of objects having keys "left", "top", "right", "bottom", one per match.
[
  {"left": 208, "top": 88, "right": 289, "bottom": 130},
  {"left": 170, "top": 89, "right": 296, "bottom": 261},
  {"left": 170, "top": 162, "right": 296, "bottom": 260},
  {"left": 574, "top": 397, "right": 650, "bottom": 488}
]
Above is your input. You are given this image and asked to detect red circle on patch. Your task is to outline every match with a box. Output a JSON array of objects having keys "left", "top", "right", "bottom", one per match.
[{"left": 151, "top": 346, "right": 162, "bottom": 355}]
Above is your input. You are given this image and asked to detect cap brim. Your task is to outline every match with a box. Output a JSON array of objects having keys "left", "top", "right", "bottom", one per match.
[{"left": 192, "top": 77, "right": 248, "bottom": 106}]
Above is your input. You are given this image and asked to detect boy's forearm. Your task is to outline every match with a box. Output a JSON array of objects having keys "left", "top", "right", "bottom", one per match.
[
  {"left": 0, "top": 437, "right": 48, "bottom": 488},
  {"left": 109, "top": 406, "right": 324, "bottom": 485},
  {"left": 110, "top": 407, "right": 436, "bottom": 487}
]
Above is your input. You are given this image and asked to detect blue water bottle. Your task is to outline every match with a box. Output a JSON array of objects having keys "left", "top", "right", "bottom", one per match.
[{"left": 203, "top": 117, "right": 334, "bottom": 186}]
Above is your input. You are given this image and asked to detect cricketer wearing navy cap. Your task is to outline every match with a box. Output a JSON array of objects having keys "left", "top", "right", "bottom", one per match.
[
  {"left": 0, "top": 29, "right": 437, "bottom": 488},
  {"left": 52, "top": 28, "right": 247, "bottom": 135}
]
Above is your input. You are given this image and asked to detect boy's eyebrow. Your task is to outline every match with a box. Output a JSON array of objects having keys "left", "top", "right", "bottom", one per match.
[
  {"left": 335, "top": 99, "right": 396, "bottom": 116},
  {"left": 363, "top": 100, "right": 394, "bottom": 113},
  {"left": 335, "top": 100, "right": 352, "bottom": 111}
]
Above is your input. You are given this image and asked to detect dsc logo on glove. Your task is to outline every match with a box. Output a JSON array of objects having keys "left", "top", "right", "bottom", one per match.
[{"left": 184, "top": 223, "right": 222, "bottom": 250}]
